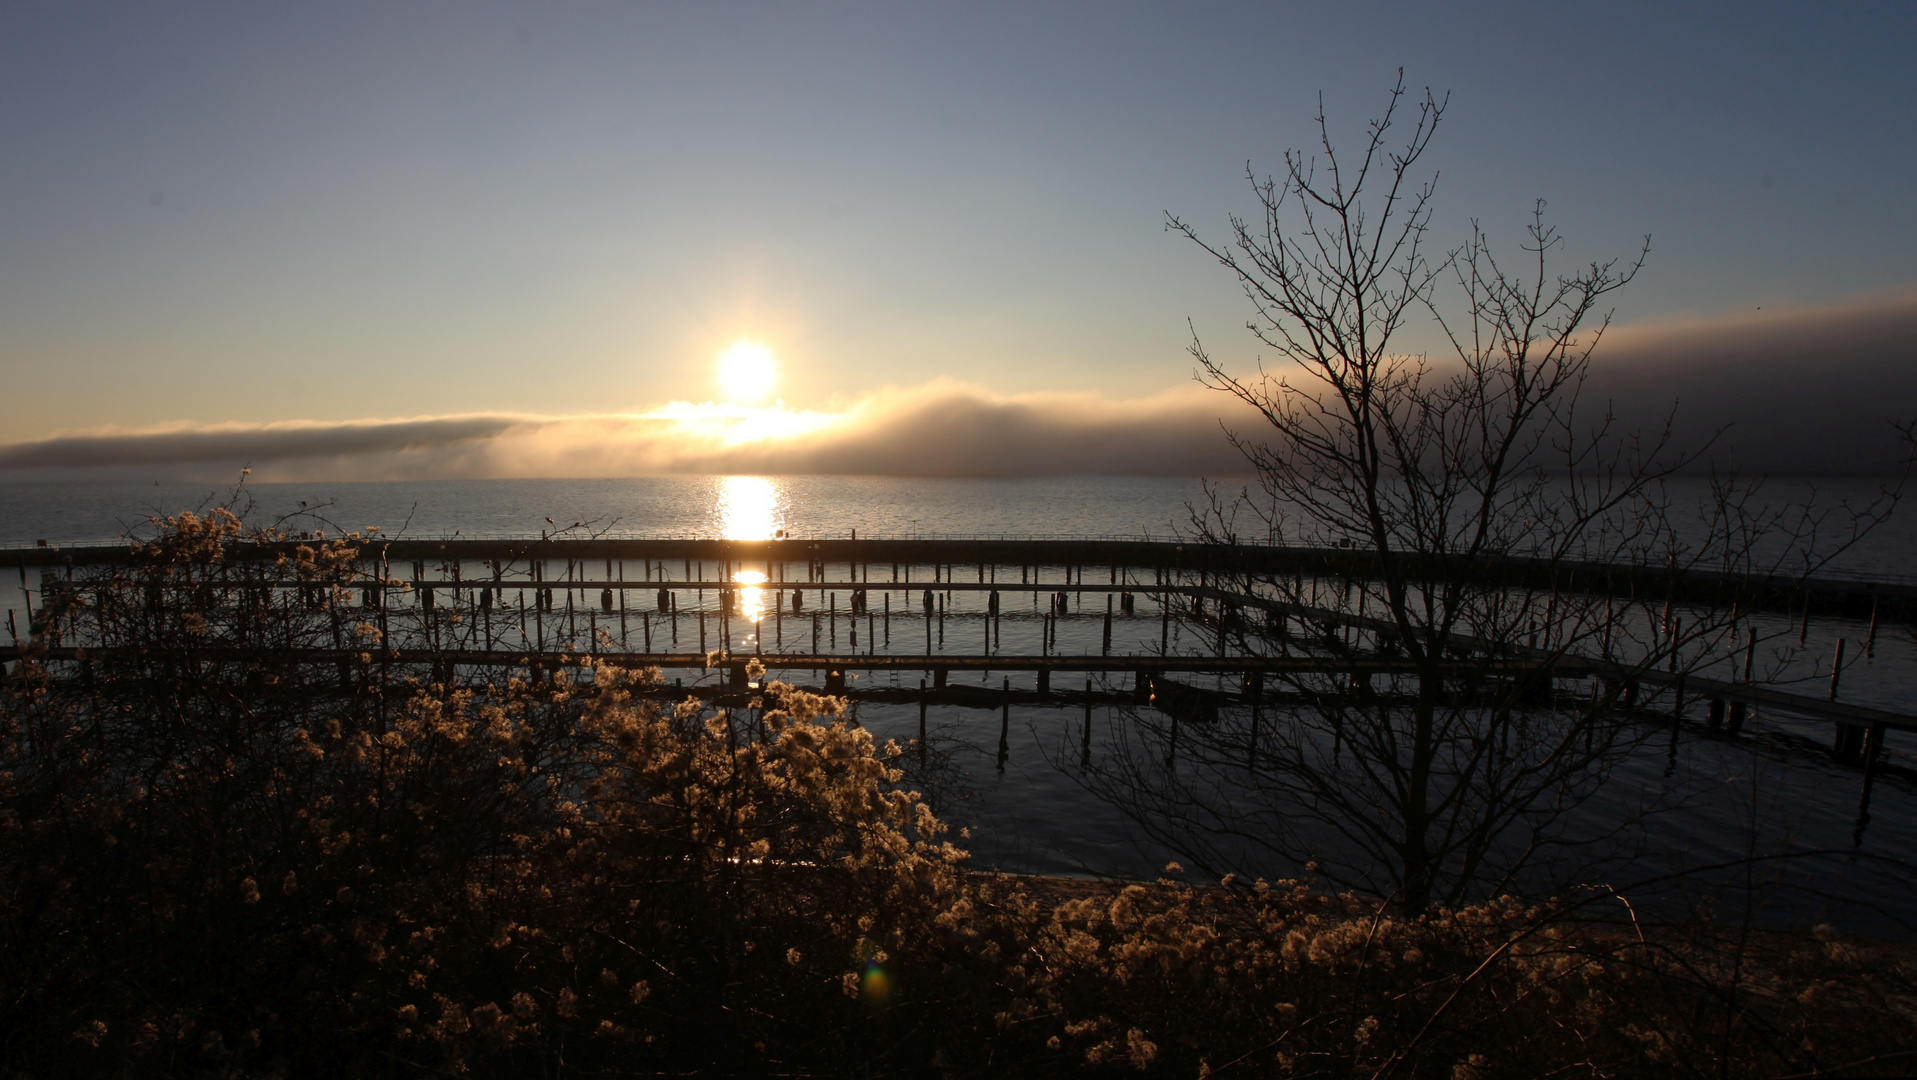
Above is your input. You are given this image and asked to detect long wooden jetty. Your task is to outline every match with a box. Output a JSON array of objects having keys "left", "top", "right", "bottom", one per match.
[
  {"left": 4, "top": 536, "right": 1912, "bottom": 618},
  {"left": 5, "top": 537, "right": 1912, "bottom": 746}
]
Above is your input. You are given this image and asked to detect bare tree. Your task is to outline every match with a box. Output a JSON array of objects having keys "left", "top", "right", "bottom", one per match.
[{"left": 1073, "top": 74, "right": 1900, "bottom": 913}]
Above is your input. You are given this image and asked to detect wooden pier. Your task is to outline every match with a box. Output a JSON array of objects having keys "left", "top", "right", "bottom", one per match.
[
  {"left": 6, "top": 537, "right": 1913, "bottom": 757},
  {"left": 4, "top": 536, "right": 1912, "bottom": 619}
]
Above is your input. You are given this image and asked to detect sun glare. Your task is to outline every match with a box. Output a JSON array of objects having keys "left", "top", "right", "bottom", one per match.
[
  {"left": 716, "top": 341, "right": 778, "bottom": 404},
  {"left": 718, "top": 475, "right": 782, "bottom": 541}
]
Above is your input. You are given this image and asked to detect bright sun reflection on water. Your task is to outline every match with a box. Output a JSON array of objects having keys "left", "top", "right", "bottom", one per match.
[
  {"left": 718, "top": 478, "right": 782, "bottom": 646},
  {"left": 717, "top": 476, "right": 783, "bottom": 540},
  {"left": 732, "top": 569, "right": 768, "bottom": 625}
]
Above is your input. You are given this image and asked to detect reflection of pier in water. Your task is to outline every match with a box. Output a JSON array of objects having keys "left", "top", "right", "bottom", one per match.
[{"left": 7, "top": 537, "right": 1916, "bottom": 794}]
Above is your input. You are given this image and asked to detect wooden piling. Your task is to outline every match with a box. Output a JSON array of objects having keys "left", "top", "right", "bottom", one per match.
[
  {"left": 1834, "top": 723, "right": 1865, "bottom": 763},
  {"left": 1665, "top": 673, "right": 1685, "bottom": 773},
  {"left": 998, "top": 677, "right": 1010, "bottom": 769},
  {"left": 1867, "top": 596, "right": 1881, "bottom": 658},
  {"left": 1082, "top": 676, "right": 1093, "bottom": 763},
  {"left": 1855, "top": 723, "right": 1886, "bottom": 846},
  {"left": 1247, "top": 671, "right": 1264, "bottom": 769}
]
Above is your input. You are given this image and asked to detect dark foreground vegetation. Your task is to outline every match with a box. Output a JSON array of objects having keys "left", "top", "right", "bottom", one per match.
[{"left": 4, "top": 512, "right": 1916, "bottom": 1079}]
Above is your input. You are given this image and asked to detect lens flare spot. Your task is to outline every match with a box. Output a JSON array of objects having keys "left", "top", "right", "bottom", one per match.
[{"left": 859, "top": 963, "right": 891, "bottom": 1010}]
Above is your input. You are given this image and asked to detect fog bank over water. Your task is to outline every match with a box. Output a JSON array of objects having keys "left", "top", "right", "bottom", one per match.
[
  {"left": 1587, "top": 288, "right": 1917, "bottom": 476},
  {"left": 0, "top": 382, "right": 1259, "bottom": 482},
  {"left": 2, "top": 292, "right": 1912, "bottom": 482}
]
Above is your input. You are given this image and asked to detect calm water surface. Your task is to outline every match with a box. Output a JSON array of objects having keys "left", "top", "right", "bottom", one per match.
[{"left": 3, "top": 474, "right": 1912, "bottom": 930}]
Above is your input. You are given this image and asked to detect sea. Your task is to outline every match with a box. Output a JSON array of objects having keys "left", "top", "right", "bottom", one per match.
[{"left": 3, "top": 474, "right": 1914, "bottom": 932}]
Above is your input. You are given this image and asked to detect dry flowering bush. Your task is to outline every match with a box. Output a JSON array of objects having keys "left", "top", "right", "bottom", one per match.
[
  {"left": 5, "top": 509, "right": 1916, "bottom": 1078},
  {"left": 981, "top": 870, "right": 1917, "bottom": 1077},
  {"left": 0, "top": 511, "right": 975, "bottom": 1076}
]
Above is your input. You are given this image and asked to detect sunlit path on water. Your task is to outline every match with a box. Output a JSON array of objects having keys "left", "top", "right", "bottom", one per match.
[
  {"left": 715, "top": 475, "right": 785, "bottom": 540},
  {"left": 719, "top": 476, "right": 784, "bottom": 656}
]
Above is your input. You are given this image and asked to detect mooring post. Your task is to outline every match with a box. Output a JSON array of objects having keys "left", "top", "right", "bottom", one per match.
[
  {"left": 1830, "top": 637, "right": 1861, "bottom": 762},
  {"left": 1665, "top": 673, "right": 1685, "bottom": 776},
  {"left": 1830, "top": 637, "right": 1847, "bottom": 700},
  {"left": 616, "top": 560, "right": 628, "bottom": 644},
  {"left": 532, "top": 560, "right": 545, "bottom": 650},
  {"left": 1167, "top": 693, "right": 1180, "bottom": 767},
  {"left": 1867, "top": 596, "right": 1880, "bottom": 659},
  {"left": 1834, "top": 723, "right": 1865, "bottom": 763},
  {"left": 998, "top": 677, "right": 1010, "bottom": 770},
  {"left": 1103, "top": 595, "right": 1113, "bottom": 655},
  {"left": 1247, "top": 670, "right": 1263, "bottom": 770},
  {"left": 1855, "top": 723, "right": 1886, "bottom": 847},
  {"left": 1037, "top": 668, "right": 1050, "bottom": 696},
  {"left": 1082, "top": 677, "right": 1093, "bottom": 763},
  {"left": 919, "top": 678, "right": 928, "bottom": 763}
]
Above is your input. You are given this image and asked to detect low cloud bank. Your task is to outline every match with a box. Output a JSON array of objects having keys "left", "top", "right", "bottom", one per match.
[
  {"left": 3, "top": 291, "right": 1911, "bottom": 481},
  {"left": 0, "top": 383, "right": 1257, "bottom": 482},
  {"left": 1585, "top": 290, "right": 1917, "bottom": 475},
  {"left": 0, "top": 416, "right": 523, "bottom": 472}
]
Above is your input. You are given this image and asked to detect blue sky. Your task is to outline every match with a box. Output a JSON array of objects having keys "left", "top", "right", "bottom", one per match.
[{"left": 0, "top": 1, "right": 1912, "bottom": 474}]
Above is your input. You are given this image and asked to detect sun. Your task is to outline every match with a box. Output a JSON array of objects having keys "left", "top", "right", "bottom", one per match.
[{"left": 716, "top": 341, "right": 778, "bottom": 404}]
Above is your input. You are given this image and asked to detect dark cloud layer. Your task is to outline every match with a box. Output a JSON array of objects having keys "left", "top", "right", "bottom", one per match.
[
  {"left": 1, "top": 292, "right": 1911, "bottom": 480},
  {"left": 0, "top": 416, "right": 522, "bottom": 471},
  {"left": 1585, "top": 291, "right": 1917, "bottom": 474}
]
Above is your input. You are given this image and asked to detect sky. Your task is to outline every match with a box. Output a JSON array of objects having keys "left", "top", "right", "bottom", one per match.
[{"left": 1, "top": 1, "right": 1913, "bottom": 478}]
